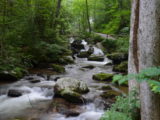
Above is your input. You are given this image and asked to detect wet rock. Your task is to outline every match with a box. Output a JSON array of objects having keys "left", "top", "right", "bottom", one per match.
[
  {"left": 8, "top": 89, "right": 23, "bottom": 97},
  {"left": 51, "top": 64, "right": 65, "bottom": 73},
  {"left": 0, "top": 73, "right": 18, "bottom": 82},
  {"left": 101, "top": 85, "right": 112, "bottom": 90},
  {"left": 54, "top": 77, "right": 60, "bottom": 81},
  {"left": 54, "top": 77, "right": 89, "bottom": 104},
  {"left": 101, "top": 90, "right": 121, "bottom": 99},
  {"left": 88, "top": 55, "right": 104, "bottom": 62},
  {"left": 29, "top": 79, "right": 41, "bottom": 83},
  {"left": 60, "top": 89, "right": 85, "bottom": 104},
  {"left": 93, "top": 73, "right": 113, "bottom": 81},
  {"left": 71, "top": 40, "right": 85, "bottom": 50},
  {"left": 113, "top": 61, "right": 128, "bottom": 73},
  {"left": 87, "top": 46, "right": 94, "bottom": 55},
  {"left": 107, "top": 52, "right": 128, "bottom": 64},
  {"left": 51, "top": 98, "right": 83, "bottom": 117},
  {"left": 82, "top": 65, "right": 95, "bottom": 69},
  {"left": 105, "top": 62, "right": 113, "bottom": 66},
  {"left": 77, "top": 51, "right": 90, "bottom": 58}
]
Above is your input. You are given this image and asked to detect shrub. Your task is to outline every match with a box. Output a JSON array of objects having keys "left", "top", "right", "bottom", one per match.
[{"left": 100, "top": 90, "right": 140, "bottom": 120}]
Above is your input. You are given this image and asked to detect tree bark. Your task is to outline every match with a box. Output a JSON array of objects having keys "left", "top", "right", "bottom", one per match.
[
  {"left": 85, "top": 0, "right": 91, "bottom": 33},
  {"left": 138, "top": 0, "right": 160, "bottom": 120},
  {"left": 55, "top": 0, "right": 62, "bottom": 18},
  {"left": 128, "top": 0, "right": 140, "bottom": 91}
]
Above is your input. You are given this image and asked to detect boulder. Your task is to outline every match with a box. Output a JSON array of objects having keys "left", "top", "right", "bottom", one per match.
[
  {"left": 88, "top": 55, "right": 104, "bottom": 62},
  {"left": 71, "top": 40, "right": 85, "bottom": 50},
  {"left": 92, "top": 73, "right": 113, "bottom": 81},
  {"left": 8, "top": 89, "right": 22, "bottom": 97},
  {"left": 113, "top": 61, "right": 128, "bottom": 73},
  {"left": 54, "top": 77, "right": 89, "bottom": 104},
  {"left": 51, "top": 98, "right": 83, "bottom": 117},
  {"left": 107, "top": 53, "right": 128, "bottom": 64}
]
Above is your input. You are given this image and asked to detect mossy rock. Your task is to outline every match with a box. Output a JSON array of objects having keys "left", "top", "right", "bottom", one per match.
[
  {"left": 106, "top": 53, "right": 128, "bottom": 64},
  {"left": 113, "top": 61, "right": 128, "bottom": 73},
  {"left": 77, "top": 51, "right": 90, "bottom": 58},
  {"left": 88, "top": 55, "right": 104, "bottom": 62},
  {"left": 101, "top": 90, "right": 121, "bottom": 99},
  {"left": 101, "top": 85, "right": 112, "bottom": 90},
  {"left": 61, "top": 89, "right": 85, "bottom": 104},
  {"left": 51, "top": 64, "right": 65, "bottom": 73},
  {"left": 92, "top": 73, "right": 113, "bottom": 81}
]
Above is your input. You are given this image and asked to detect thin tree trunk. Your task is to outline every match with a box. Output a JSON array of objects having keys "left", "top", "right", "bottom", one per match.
[
  {"left": 138, "top": 0, "right": 160, "bottom": 120},
  {"left": 1, "top": 0, "right": 7, "bottom": 58},
  {"left": 85, "top": 0, "right": 91, "bottom": 33},
  {"left": 128, "top": 0, "right": 140, "bottom": 91},
  {"left": 55, "top": 0, "right": 62, "bottom": 18}
]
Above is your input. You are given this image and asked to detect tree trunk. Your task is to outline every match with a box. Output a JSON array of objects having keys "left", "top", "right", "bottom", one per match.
[
  {"left": 128, "top": 0, "right": 140, "bottom": 91},
  {"left": 85, "top": 0, "right": 91, "bottom": 33},
  {"left": 138, "top": 0, "right": 160, "bottom": 120},
  {"left": 55, "top": 0, "right": 62, "bottom": 18}
]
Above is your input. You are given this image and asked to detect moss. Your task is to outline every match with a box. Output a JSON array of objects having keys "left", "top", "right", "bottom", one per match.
[
  {"left": 77, "top": 51, "right": 90, "bottom": 58},
  {"left": 106, "top": 52, "right": 128, "bottom": 64},
  {"left": 61, "top": 89, "right": 84, "bottom": 104},
  {"left": 113, "top": 61, "right": 128, "bottom": 73},
  {"left": 51, "top": 64, "right": 65, "bottom": 73},
  {"left": 101, "top": 90, "right": 121, "bottom": 99},
  {"left": 93, "top": 73, "right": 113, "bottom": 81},
  {"left": 88, "top": 55, "right": 104, "bottom": 62}
]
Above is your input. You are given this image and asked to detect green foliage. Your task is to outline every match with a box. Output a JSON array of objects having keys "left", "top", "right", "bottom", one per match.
[
  {"left": 102, "top": 39, "right": 117, "bottom": 53},
  {"left": 102, "top": 36, "right": 129, "bottom": 53},
  {"left": 113, "top": 67, "right": 160, "bottom": 93},
  {"left": 0, "top": 0, "right": 71, "bottom": 76},
  {"left": 100, "top": 90, "right": 140, "bottom": 120},
  {"left": 91, "top": 34, "right": 105, "bottom": 44},
  {"left": 51, "top": 64, "right": 65, "bottom": 73}
]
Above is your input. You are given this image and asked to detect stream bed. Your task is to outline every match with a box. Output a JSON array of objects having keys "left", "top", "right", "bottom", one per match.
[{"left": 0, "top": 39, "right": 127, "bottom": 120}]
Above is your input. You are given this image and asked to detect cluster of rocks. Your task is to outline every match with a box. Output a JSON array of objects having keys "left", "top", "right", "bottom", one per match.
[
  {"left": 71, "top": 40, "right": 105, "bottom": 62},
  {"left": 107, "top": 52, "right": 128, "bottom": 73}
]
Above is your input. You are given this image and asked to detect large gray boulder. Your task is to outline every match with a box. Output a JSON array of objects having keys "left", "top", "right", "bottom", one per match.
[{"left": 54, "top": 77, "right": 89, "bottom": 104}]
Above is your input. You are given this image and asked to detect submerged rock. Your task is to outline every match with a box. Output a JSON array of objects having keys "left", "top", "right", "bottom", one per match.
[
  {"left": 88, "top": 55, "right": 104, "bottom": 62},
  {"left": 54, "top": 77, "right": 89, "bottom": 104},
  {"left": 93, "top": 73, "right": 113, "bottom": 81},
  {"left": 82, "top": 65, "right": 95, "bottom": 69},
  {"left": 8, "top": 89, "right": 23, "bottom": 97}
]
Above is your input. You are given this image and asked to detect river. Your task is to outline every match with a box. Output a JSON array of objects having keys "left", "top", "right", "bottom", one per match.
[{"left": 0, "top": 39, "right": 127, "bottom": 120}]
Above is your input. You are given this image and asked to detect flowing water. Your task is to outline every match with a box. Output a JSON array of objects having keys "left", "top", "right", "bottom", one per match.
[{"left": 0, "top": 39, "right": 126, "bottom": 120}]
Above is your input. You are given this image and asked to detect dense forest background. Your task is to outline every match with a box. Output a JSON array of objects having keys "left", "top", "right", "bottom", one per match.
[{"left": 0, "top": 0, "right": 131, "bottom": 78}]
